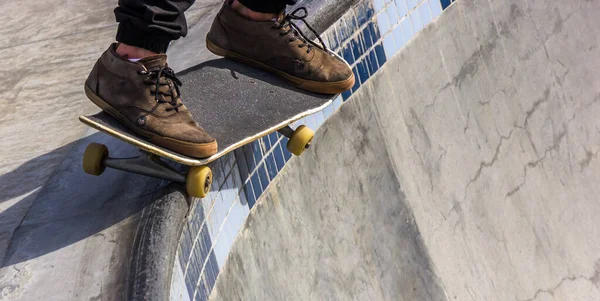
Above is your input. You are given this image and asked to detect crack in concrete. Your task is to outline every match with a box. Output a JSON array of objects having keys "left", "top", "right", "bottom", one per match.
[
  {"left": 524, "top": 88, "right": 551, "bottom": 129},
  {"left": 505, "top": 126, "right": 567, "bottom": 198},
  {"left": 463, "top": 111, "right": 471, "bottom": 134},
  {"left": 521, "top": 86, "right": 552, "bottom": 155},
  {"left": 465, "top": 129, "right": 515, "bottom": 195},
  {"left": 421, "top": 82, "right": 452, "bottom": 118},
  {"left": 519, "top": 260, "right": 600, "bottom": 301},
  {"left": 478, "top": 87, "right": 507, "bottom": 107}
]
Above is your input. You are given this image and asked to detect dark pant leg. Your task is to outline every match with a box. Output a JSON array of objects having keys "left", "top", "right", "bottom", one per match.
[
  {"left": 237, "top": 0, "right": 297, "bottom": 13},
  {"left": 115, "top": 0, "right": 196, "bottom": 53}
]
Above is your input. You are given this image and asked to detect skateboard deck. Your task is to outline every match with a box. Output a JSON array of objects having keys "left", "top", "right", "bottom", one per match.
[{"left": 80, "top": 58, "right": 336, "bottom": 166}]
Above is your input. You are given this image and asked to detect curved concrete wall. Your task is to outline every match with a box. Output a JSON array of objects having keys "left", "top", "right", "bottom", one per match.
[{"left": 210, "top": 0, "right": 600, "bottom": 300}]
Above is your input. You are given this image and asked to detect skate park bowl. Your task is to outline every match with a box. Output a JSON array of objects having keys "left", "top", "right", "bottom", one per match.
[{"left": 1, "top": 0, "right": 600, "bottom": 300}]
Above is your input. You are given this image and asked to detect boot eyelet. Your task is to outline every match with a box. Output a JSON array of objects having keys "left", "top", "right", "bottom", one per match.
[{"left": 137, "top": 116, "right": 147, "bottom": 126}]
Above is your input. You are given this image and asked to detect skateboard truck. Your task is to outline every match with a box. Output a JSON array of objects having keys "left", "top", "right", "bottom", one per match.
[{"left": 81, "top": 125, "right": 314, "bottom": 199}]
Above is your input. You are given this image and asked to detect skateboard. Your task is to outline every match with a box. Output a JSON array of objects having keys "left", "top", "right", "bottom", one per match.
[{"left": 79, "top": 57, "right": 344, "bottom": 198}]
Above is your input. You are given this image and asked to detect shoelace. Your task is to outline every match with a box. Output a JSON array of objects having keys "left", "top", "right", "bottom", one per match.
[
  {"left": 273, "top": 7, "right": 328, "bottom": 54},
  {"left": 138, "top": 66, "right": 183, "bottom": 112}
]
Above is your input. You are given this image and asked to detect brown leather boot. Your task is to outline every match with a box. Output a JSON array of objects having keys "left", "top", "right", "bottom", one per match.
[
  {"left": 85, "top": 44, "right": 218, "bottom": 158},
  {"left": 206, "top": 3, "right": 355, "bottom": 94}
]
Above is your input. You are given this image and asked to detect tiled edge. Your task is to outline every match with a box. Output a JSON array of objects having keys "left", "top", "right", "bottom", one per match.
[{"left": 171, "top": 0, "right": 453, "bottom": 300}]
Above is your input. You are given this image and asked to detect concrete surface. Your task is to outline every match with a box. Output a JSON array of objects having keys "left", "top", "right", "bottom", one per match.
[
  {"left": 0, "top": 0, "right": 358, "bottom": 300},
  {"left": 210, "top": 0, "right": 600, "bottom": 300}
]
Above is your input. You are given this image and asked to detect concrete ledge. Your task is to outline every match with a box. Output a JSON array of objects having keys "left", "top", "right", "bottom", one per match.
[{"left": 209, "top": 0, "right": 600, "bottom": 300}]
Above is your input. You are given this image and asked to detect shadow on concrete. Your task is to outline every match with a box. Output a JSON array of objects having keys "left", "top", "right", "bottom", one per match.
[{"left": 0, "top": 132, "right": 173, "bottom": 267}]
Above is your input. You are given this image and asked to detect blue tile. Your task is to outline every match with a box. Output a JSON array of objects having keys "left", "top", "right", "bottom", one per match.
[
  {"left": 382, "top": 34, "right": 396, "bottom": 58},
  {"left": 333, "top": 95, "right": 343, "bottom": 108},
  {"left": 221, "top": 181, "right": 237, "bottom": 208},
  {"left": 366, "top": 50, "right": 378, "bottom": 75},
  {"left": 282, "top": 139, "right": 292, "bottom": 161},
  {"left": 327, "top": 29, "right": 339, "bottom": 50},
  {"left": 178, "top": 247, "right": 186, "bottom": 270},
  {"left": 346, "top": 12, "right": 358, "bottom": 35},
  {"left": 337, "top": 19, "right": 352, "bottom": 43},
  {"left": 395, "top": 0, "right": 408, "bottom": 18},
  {"left": 222, "top": 153, "right": 234, "bottom": 176},
  {"left": 257, "top": 163, "right": 269, "bottom": 190},
  {"left": 185, "top": 273, "right": 196, "bottom": 300},
  {"left": 244, "top": 181, "right": 256, "bottom": 208},
  {"left": 376, "top": 10, "right": 391, "bottom": 34},
  {"left": 250, "top": 173, "right": 262, "bottom": 201},
  {"left": 305, "top": 115, "right": 317, "bottom": 132},
  {"left": 357, "top": 59, "right": 370, "bottom": 84},
  {"left": 242, "top": 145, "right": 256, "bottom": 173},
  {"left": 365, "top": 1, "right": 376, "bottom": 19},
  {"left": 393, "top": 23, "right": 406, "bottom": 49},
  {"left": 441, "top": 0, "right": 452, "bottom": 10},
  {"left": 192, "top": 247, "right": 207, "bottom": 278},
  {"left": 251, "top": 140, "right": 263, "bottom": 168},
  {"left": 195, "top": 278, "right": 208, "bottom": 301},
  {"left": 410, "top": 11, "right": 423, "bottom": 32},
  {"left": 374, "top": 43, "right": 387, "bottom": 66},
  {"left": 231, "top": 164, "right": 242, "bottom": 188},
  {"left": 368, "top": 22, "right": 382, "bottom": 42},
  {"left": 314, "top": 111, "right": 325, "bottom": 128},
  {"left": 350, "top": 38, "right": 364, "bottom": 62},
  {"left": 265, "top": 153, "right": 278, "bottom": 179},
  {"left": 406, "top": 0, "right": 418, "bottom": 10},
  {"left": 323, "top": 102, "right": 334, "bottom": 117},
  {"left": 361, "top": 26, "right": 374, "bottom": 50},
  {"left": 262, "top": 135, "right": 272, "bottom": 152},
  {"left": 341, "top": 43, "right": 355, "bottom": 65},
  {"left": 429, "top": 0, "right": 442, "bottom": 18},
  {"left": 233, "top": 149, "right": 247, "bottom": 179},
  {"left": 204, "top": 251, "right": 219, "bottom": 291},
  {"left": 211, "top": 162, "right": 225, "bottom": 190},
  {"left": 355, "top": 1, "right": 375, "bottom": 27},
  {"left": 181, "top": 229, "right": 192, "bottom": 267},
  {"left": 199, "top": 230, "right": 211, "bottom": 266},
  {"left": 186, "top": 263, "right": 199, "bottom": 294},
  {"left": 342, "top": 90, "right": 352, "bottom": 101},
  {"left": 351, "top": 66, "right": 361, "bottom": 93},
  {"left": 419, "top": 2, "right": 432, "bottom": 25},
  {"left": 188, "top": 218, "right": 200, "bottom": 239},
  {"left": 238, "top": 186, "right": 248, "bottom": 206},
  {"left": 386, "top": 3, "right": 399, "bottom": 27},
  {"left": 373, "top": 0, "right": 385, "bottom": 12},
  {"left": 268, "top": 132, "right": 279, "bottom": 148},
  {"left": 401, "top": 17, "right": 414, "bottom": 42},
  {"left": 273, "top": 143, "right": 286, "bottom": 171}
]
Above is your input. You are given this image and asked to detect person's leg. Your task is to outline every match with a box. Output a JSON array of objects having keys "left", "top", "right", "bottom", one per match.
[
  {"left": 114, "top": 0, "right": 196, "bottom": 57},
  {"left": 206, "top": 0, "right": 355, "bottom": 94}
]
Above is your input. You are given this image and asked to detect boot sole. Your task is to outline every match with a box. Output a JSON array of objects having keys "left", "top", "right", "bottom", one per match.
[
  {"left": 206, "top": 38, "right": 355, "bottom": 95},
  {"left": 84, "top": 85, "right": 218, "bottom": 158}
]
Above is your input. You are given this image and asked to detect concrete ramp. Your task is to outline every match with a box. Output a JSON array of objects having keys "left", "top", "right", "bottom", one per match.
[{"left": 210, "top": 0, "right": 600, "bottom": 300}]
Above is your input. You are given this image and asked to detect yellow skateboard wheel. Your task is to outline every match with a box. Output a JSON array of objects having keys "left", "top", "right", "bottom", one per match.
[
  {"left": 82, "top": 143, "right": 108, "bottom": 176},
  {"left": 186, "top": 166, "right": 212, "bottom": 198},
  {"left": 287, "top": 125, "right": 314, "bottom": 156}
]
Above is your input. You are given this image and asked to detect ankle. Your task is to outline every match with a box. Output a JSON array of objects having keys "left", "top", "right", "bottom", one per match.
[
  {"left": 230, "top": 0, "right": 279, "bottom": 21},
  {"left": 115, "top": 43, "right": 159, "bottom": 60}
]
